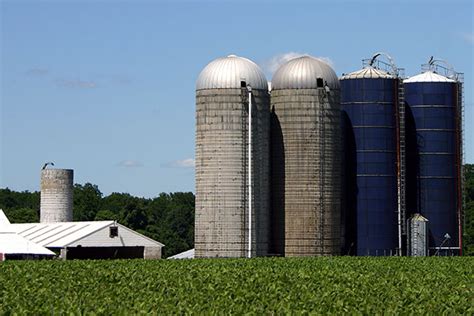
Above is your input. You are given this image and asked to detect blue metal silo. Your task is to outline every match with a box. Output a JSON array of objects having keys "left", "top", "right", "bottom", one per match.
[
  {"left": 404, "top": 59, "right": 463, "bottom": 256},
  {"left": 340, "top": 53, "right": 402, "bottom": 256}
]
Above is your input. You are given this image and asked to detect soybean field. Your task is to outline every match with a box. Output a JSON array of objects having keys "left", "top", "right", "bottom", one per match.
[{"left": 1, "top": 257, "right": 473, "bottom": 314}]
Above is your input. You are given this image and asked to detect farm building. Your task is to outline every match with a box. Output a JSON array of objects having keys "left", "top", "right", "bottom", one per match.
[
  {"left": 168, "top": 248, "right": 195, "bottom": 259},
  {"left": 8, "top": 221, "right": 164, "bottom": 260},
  {"left": 1, "top": 209, "right": 55, "bottom": 260},
  {"left": 0, "top": 209, "right": 164, "bottom": 260}
]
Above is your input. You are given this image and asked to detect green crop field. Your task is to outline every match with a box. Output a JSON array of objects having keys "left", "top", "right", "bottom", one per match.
[{"left": 1, "top": 257, "right": 473, "bottom": 314}]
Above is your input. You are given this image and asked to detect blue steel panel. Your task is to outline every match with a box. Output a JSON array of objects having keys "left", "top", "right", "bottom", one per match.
[
  {"left": 405, "top": 81, "right": 459, "bottom": 251},
  {"left": 341, "top": 77, "right": 398, "bottom": 256}
]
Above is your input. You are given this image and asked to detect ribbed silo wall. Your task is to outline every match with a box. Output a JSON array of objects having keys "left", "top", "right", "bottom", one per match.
[
  {"left": 405, "top": 81, "right": 460, "bottom": 254},
  {"left": 270, "top": 89, "right": 342, "bottom": 256},
  {"left": 340, "top": 78, "right": 398, "bottom": 256},
  {"left": 195, "top": 88, "right": 270, "bottom": 258},
  {"left": 40, "top": 169, "right": 74, "bottom": 223}
]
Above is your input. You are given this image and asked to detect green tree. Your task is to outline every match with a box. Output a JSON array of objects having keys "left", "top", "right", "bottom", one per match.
[
  {"left": 73, "top": 183, "right": 103, "bottom": 221},
  {"left": 3, "top": 207, "right": 38, "bottom": 223}
]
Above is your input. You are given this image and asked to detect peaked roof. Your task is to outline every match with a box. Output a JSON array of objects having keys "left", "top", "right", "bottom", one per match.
[
  {"left": 9, "top": 221, "right": 164, "bottom": 248},
  {"left": 168, "top": 248, "right": 195, "bottom": 259},
  {"left": 0, "top": 209, "right": 11, "bottom": 225},
  {"left": 0, "top": 232, "right": 55, "bottom": 256}
]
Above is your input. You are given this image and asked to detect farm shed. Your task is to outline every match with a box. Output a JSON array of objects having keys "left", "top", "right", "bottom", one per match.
[
  {"left": 0, "top": 209, "right": 55, "bottom": 260},
  {"left": 9, "top": 221, "right": 164, "bottom": 260},
  {"left": 168, "top": 248, "right": 195, "bottom": 259}
]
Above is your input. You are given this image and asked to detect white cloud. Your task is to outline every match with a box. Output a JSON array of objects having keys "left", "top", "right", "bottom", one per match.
[
  {"left": 263, "top": 52, "right": 306, "bottom": 75},
  {"left": 25, "top": 68, "right": 49, "bottom": 76},
  {"left": 262, "top": 52, "right": 335, "bottom": 75},
  {"left": 55, "top": 78, "right": 97, "bottom": 89},
  {"left": 164, "top": 158, "right": 195, "bottom": 168},
  {"left": 462, "top": 32, "right": 474, "bottom": 44},
  {"left": 117, "top": 160, "right": 144, "bottom": 168}
]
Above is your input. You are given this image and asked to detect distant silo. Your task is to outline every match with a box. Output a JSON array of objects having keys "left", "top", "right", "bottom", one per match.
[
  {"left": 404, "top": 60, "right": 463, "bottom": 255},
  {"left": 40, "top": 169, "right": 74, "bottom": 223},
  {"left": 407, "top": 213, "right": 429, "bottom": 256},
  {"left": 195, "top": 55, "right": 270, "bottom": 258},
  {"left": 340, "top": 55, "right": 401, "bottom": 256},
  {"left": 271, "top": 55, "right": 342, "bottom": 256}
]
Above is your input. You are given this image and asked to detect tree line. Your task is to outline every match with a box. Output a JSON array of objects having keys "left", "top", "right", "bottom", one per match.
[
  {"left": 1, "top": 163, "right": 473, "bottom": 256},
  {"left": 0, "top": 185, "right": 194, "bottom": 258}
]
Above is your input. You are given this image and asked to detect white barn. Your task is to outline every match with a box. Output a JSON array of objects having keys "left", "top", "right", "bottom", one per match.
[{"left": 9, "top": 221, "right": 164, "bottom": 259}]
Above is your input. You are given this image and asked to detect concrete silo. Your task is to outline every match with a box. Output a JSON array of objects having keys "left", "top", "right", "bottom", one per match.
[
  {"left": 40, "top": 168, "right": 74, "bottom": 223},
  {"left": 340, "top": 53, "right": 402, "bottom": 256},
  {"left": 270, "top": 55, "right": 342, "bottom": 256},
  {"left": 195, "top": 55, "right": 270, "bottom": 258},
  {"left": 404, "top": 59, "right": 463, "bottom": 255}
]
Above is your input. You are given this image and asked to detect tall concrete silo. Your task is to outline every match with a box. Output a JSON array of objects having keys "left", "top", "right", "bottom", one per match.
[
  {"left": 404, "top": 59, "right": 463, "bottom": 255},
  {"left": 340, "top": 53, "right": 402, "bottom": 256},
  {"left": 195, "top": 54, "right": 270, "bottom": 258},
  {"left": 40, "top": 168, "right": 74, "bottom": 223},
  {"left": 270, "top": 55, "right": 342, "bottom": 256}
]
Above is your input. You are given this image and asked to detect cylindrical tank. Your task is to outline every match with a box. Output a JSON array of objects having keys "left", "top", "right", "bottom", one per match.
[
  {"left": 404, "top": 70, "right": 461, "bottom": 255},
  {"left": 40, "top": 169, "right": 74, "bottom": 223},
  {"left": 340, "top": 67, "right": 399, "bottom": 256},
  {"left": 195, "top": 55, "right": 270, "bottom": 258},
  {"left": 270, "top": 55, "right": 342, "bottom": 256}
]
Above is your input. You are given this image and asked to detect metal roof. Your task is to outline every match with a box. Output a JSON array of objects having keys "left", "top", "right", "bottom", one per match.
[
  {"left": 168, "top": 248, "right": 194, "bottom": 259},
  {"left": 9, "top": 221, "right": 164, "bottom": 248},
  {"left": 340, "top": 67, "right": 394, "bottom": 80},
  {"left": 196, "top": 54, "right": 268, "bottom": 91},
  {"left": 271, "top": 55, "right": 339, "bottom": 90},
  {"left": 0, "top": 232, "right": 55, "bottom": 255},
  {"left": 0, "top": 209, "right": 10, "bottom": 225},
  {"left": 411, "top": 213, "right": 429, "bottom": 222},
  {"left": 404, "top": 71, "right": 455, "bottom": 83}
]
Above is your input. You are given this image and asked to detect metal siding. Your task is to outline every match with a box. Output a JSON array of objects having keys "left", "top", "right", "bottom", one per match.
[
  {"left": 67, "top": 224, "right": 162, "bottom": 248},
  {"left": 405, "top": 81, "right": 459, "bottom": 253},
  {"left": 341, "top": 77, "right": 398, "bottom": 256}
]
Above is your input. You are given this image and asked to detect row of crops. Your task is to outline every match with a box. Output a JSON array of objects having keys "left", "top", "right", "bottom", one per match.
[{"left": 1, "top": 257, "right": 473, "bottom": 314}]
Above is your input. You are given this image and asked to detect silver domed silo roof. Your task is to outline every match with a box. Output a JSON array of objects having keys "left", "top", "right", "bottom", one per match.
[
  {"left": 340, "top": 67, "right": 394, "bottom": 80},
  {"left": 271, "top": 55, "right": 339, "bottom": 90},
  {"left": 196, "top": 54, "right": 268, "bottom": 90}
]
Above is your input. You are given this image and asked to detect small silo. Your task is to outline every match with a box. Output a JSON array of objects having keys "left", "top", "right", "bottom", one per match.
[
  {"left": 270, "top": 55, "right": 342, "bottom": 256},
  {"left": 195, "top": 55, "right": 270, "bottom": 258},
  {"left": 404, "top": 59, "right": 463, "bottom": 255},
  {"left": 407, "top": 213, "right": 429, "bottom": 256},
  {"left": 339, "top": 54, "right": 401, "bottom": 256},
  {"left": 40, "top": 168, "right": 74, "bottom": 223}
]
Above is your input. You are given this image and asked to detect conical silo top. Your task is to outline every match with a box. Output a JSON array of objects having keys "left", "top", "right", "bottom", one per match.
[
  {"left": 196, "top": 54, "right": 268, "bottom": 91},
  {"left": 271, "top": 55, "right": 339, "bottom": 90},
  {"left": 340, "top": 66, "right": 394, "bottom": 80},
  {"left": 404, "top": 71, "right": 455, "bottom": 83}
]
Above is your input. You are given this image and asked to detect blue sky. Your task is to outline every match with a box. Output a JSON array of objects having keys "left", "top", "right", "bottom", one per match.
[{"left": 1, "top": 0, "right": 473, "bottom": 197}]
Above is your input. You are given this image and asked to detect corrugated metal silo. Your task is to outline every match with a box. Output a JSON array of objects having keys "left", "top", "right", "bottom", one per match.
[
  {"left": 195, "top": 55, "right": 270, "bottom": 258},
  {"left": 404, "top": 61, "right": 463, "bottom": 255},
  {"left": 270, "top": 55, "right": 342, "bottom": 256},
  {"left": 407, "top": 213, "right": 429, "bottom": 256},
  {"left": 40, "top": 169, "right": 74, "bottom": 223},
  {"left": 340, "top": 61, "right": 400, "bottom": 256}
]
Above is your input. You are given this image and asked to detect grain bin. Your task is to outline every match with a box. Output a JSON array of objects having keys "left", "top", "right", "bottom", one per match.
[
  {"left": 404, "top": 59, "right": 463, "bottom": 255},
  {"left": 270, "top": 55, "right": 342, "bottom": 256},
  {"left": 340, "top": 54, "right": 401, "bottom": 256},
  {"left": 407, "top": 213, "right": 429, "bottom": 256},
  {"left": 195, "top": 55, "right": 270, "bottom": 258},
  {"left": 40, "top": 168, "right": 74, "bottom": 223}
]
